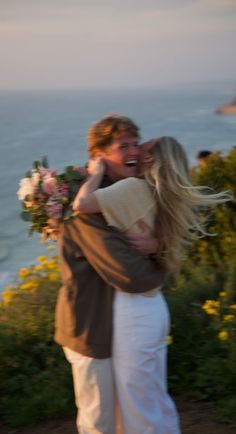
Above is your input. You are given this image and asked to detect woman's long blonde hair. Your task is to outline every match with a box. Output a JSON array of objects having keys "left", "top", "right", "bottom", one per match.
[{"left": 144, "top": 136, "right": 232, "bottom": 273}]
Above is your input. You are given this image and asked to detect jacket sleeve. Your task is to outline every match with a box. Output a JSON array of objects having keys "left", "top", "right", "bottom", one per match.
[{"left": 69, "top": 213, "right": 169, "bottom": 293}]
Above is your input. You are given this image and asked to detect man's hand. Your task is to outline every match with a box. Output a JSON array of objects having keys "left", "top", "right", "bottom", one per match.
[{"left": 126, "top": 219, "right": 159, "bottom": 256}]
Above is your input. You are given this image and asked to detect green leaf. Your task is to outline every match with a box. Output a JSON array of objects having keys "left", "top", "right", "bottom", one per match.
[
  {"left": 41, "top": 156, "right": 49, "bottom": 169},
  {"left": 33, "top": 160, "right": 41, "bottom": 170},
  {"left": 20, "top": 211, "right": 32, "bottom": 222}
]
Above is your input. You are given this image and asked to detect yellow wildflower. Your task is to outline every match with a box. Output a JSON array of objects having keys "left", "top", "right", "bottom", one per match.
[
  {"left": 230, "top": 304, "right": 236, "bottom": 311},
  {"left": 202, "top": 300, "right": 220, "bottom": 316},
  {"left": 34, "top": 265, "right": 43, "bottom": 272},
  {"left": 48, "top": 272, "right": 59, "bottom": 281},
  {"left": 47, "top": 245, "right": 55, "bottom": 251},
  {"left": 218, "top": 330, "right": 229, "bottom": 341},
  {"left": 2, "top": 289, "right": 17, "bottom": 305},
  {"left": 219, "top": 291, "right": 227, "bottom": 298},
  {"left": 20, "top": 280, "right": 38, "bottom": 292},
  {"left": 18, "top": 267, "right": 31, "bottom": 280},
  {"left": 44, "top": 261, "right": 58, "bottom": 270},
  {"left": 166, "top": 336, "right": 173, "bottom": 345},
  {"left": 206, "top": 308, "right": 218, "bottom": 315},
  {"left": 223, "top": 314, "right": 234, "bottom": 322},
  {"left": 4, "top": 286, "right": 14, "bottom": 292},
  {"left": 38, "top": 255, "right": 47, "bottom": 263}
]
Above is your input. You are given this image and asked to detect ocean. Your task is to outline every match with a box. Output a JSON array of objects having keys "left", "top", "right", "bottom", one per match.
[{"left": 0, "top": 83, "right": 236, "bottom": 290}]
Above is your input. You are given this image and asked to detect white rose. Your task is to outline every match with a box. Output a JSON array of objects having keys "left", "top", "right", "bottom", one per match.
[{"left": 17, "top": 177, "right": 34, "bottom": 200}]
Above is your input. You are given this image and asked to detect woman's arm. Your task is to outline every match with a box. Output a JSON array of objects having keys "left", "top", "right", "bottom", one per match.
[
  {"left": 73, "top": 167, "right": 160, "bottom": 256},
  {"left": 72, "top": 158, "right": 105, "bottom": 213}
]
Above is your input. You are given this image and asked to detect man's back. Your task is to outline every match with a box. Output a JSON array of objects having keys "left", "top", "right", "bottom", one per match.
[{"left": 55, "top": 216, "right": 114, "bottom": 358}]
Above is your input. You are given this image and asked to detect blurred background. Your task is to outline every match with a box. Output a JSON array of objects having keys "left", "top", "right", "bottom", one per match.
[{"left": 0, "top": 1, "right": 236, "bottom": 431}]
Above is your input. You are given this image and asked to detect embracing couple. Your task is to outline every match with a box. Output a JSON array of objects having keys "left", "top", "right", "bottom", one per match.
[{"left": 54, "top": 114, "right": 229, "bottom": 434}]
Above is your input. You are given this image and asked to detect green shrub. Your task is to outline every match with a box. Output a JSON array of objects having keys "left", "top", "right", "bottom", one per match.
[
  {"left": 0, "top": 251, "right": 75, "bottom": 426},
  {"left": 166, "top": 148, "right": 236, "bottom": 422}
]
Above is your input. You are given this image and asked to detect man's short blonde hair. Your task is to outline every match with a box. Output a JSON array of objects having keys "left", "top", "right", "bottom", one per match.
[{"left": 87, "top": 114, "right": 140, "bottom": 157}]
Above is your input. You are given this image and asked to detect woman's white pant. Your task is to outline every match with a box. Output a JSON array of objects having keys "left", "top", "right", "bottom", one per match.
[{"left": 112, "top": 291, "right": 181, "bottom": 434}]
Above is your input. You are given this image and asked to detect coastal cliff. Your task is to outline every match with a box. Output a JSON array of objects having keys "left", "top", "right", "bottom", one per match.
[{"left": 216, "top": 97, "right": 236, "bottom": 115}]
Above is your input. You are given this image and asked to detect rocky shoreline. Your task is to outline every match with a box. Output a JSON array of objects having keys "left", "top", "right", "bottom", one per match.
[{"left": 216, "top": 97, "right": 236, "bottom": 115}]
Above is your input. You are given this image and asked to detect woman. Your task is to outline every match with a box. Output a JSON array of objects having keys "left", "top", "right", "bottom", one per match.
[{"left": 73, "top": 136, "right": 231, "bottom": 434}]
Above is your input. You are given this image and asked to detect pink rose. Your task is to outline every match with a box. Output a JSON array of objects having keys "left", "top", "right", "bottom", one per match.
[
  {"left": 39, "top": 168, "right": 58, "bottom": 178},
  {"left": 45, "top": 199, "right": 63, "bottom": 219},
  {"left": 42, "top": 176, "right": 57, "bottom": 195},
  {"left": 57, "top": 182, "right": 70, "bottom": 197}
]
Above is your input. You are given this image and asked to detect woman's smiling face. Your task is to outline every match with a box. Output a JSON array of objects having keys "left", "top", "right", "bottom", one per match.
[{"left": 138, "top": 140, "right": 156, "bottom": 175}]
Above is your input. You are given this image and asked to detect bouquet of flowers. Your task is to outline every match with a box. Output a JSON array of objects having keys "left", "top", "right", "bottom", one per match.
[{"left": 17, "top": 157, "right": 86, "bottom": 240}]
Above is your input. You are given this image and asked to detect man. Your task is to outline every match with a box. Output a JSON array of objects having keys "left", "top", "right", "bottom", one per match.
[
  {"left": 196, "top": 150, "right": 212, "bottom": 168},
  {"left": 55, "top": 114, "right": 168, "bottom": 434}
]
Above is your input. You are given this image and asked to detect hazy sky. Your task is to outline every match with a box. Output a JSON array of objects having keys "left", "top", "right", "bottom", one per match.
[{"left": 0, "top": 0, "right": 236, "bottom": 89}]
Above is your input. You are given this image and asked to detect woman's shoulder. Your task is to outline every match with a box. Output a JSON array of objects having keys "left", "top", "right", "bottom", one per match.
[
  {"left": 116, "top": 177, "right": 149, "bottom": 189},
  {"left": 115, "top": 177, "right": 154, "bottom": 203},
  {"left": 98, "top": 177, "right": 153, "bottom": 204}
]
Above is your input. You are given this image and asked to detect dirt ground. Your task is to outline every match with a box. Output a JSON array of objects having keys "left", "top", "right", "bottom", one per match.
[{"left": 1, "top": 396, "right": 236, "bottom": 434}]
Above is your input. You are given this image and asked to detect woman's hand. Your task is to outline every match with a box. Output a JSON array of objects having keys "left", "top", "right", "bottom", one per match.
[
  {"left": 72, "top": 157, "right": 104, "bottom": 213},
  {"left": 88, "top": 157, "right": 106, "bottom": 177},
  {"left": 126, "top": 220, "right": 159, "bottom": 256}
]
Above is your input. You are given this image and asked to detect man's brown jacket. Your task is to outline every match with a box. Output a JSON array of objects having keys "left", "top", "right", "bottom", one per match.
[{"left": 55, "top": 213, "right": 168, "bottom": 359}]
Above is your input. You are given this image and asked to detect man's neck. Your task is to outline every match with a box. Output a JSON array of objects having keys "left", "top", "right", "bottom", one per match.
[{"left": 101, "top": 174, "right": 116, "bottom": 188}]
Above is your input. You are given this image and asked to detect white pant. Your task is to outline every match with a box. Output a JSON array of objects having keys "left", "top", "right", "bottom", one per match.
[
  {"left": 112, "top": 291, "right": 181, "bottom": 434},
  {"left": 63, "top": 347, "right": 116, "bottom": 434}
]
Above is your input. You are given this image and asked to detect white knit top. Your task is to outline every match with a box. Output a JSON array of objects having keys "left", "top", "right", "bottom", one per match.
[{"left": 94, "top": 177, "right": 160, "bottom": 296}]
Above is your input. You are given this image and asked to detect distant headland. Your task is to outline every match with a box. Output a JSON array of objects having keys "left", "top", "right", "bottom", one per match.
[{"left": 216, "top": 97, "right": 236, "bottom": 115}]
